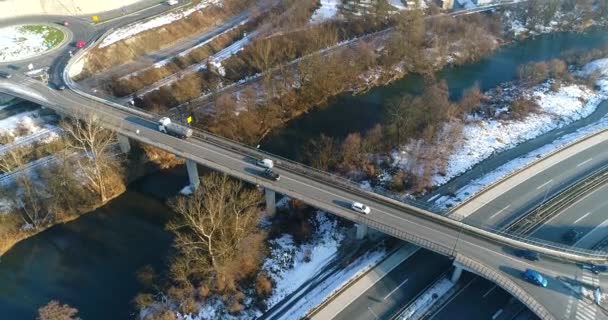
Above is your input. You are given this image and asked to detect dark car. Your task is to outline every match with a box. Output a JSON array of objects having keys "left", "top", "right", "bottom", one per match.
[
  {"left": 262, "top": 169, "right": 280, "bottom": 181},
  {"left": 590, "top": 265, "right": 608, "bottom": 275},
  {"left": 514, "top": 249, "right": 540, "bottom": 261},
  {"left": 562, "top": 229, "right": 582, "bottom": 244},
  {"left": 0, "top": 71, "right": 12, "bottom": 79}
]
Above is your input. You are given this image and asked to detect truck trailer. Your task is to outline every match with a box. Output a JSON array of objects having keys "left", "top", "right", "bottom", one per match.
[{"left": 158, "top": 117, "right": 193, "bottom": 139}]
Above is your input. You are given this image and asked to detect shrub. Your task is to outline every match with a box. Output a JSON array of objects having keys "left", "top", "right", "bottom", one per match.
[
  {"left": 255, "top": 273, "right": 273, "bottom": 297},
  {"left": 511, "top": 98, "right": 540, "bottom": 120}
]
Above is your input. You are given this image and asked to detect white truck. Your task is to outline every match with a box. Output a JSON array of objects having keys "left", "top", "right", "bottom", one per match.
[{"left": 158, "top": 117, "right": 192, "bottom": 139}]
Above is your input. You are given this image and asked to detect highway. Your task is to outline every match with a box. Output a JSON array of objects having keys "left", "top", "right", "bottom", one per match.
[
  {"left": 463, "top": 140, "right": 608, "bottom": 229},
  {"left": 2, "top": 75, "right": 607, "bottom": 320},
  {"left": 429, "top": 275, "right": 513, "bottom": 320},
  {"left": 332, "top": 250, "right": 450, "bottom": 320},
  {"left": 533, "top": 182, "right": 608, "bottom": 249}
]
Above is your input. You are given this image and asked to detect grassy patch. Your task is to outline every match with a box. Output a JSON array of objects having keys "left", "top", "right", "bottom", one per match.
[{"left": 20, "top": 25, "right": 65, "bottom": 48}]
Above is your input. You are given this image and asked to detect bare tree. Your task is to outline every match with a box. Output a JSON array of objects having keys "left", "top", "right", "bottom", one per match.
[
  {"left": 37, "top": 300, "right": 80, "bottom": 320},
  {"left": 167, "top": 173, "right": 263, "bottom": 271},
  {"left": 60, "top": 114, "right": 123, "bottom": 202},
  {"left": 0, "top": 146, "right": 29, "bottom": 174}
]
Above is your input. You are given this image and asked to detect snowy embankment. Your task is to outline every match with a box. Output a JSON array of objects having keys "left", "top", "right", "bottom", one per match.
[
  {"left": 434, "top": 59, "right": 608, "bottom": 209},
  {"left": 184, "top": 209, "right": 385, "bottom": 320},
  {"left": 0, "top": 110, "right": 60, "bottom": 143},
  {"left": 99, "top": 0, "right": 221, "bottom": 48}
]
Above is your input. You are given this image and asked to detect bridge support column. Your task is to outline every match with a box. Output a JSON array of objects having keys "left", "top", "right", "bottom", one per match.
[
  {"left": 117, "top": 134, "right": 131, "bottom": 153},
  {"left": 355, "top": 224, "right": 368, "bottom": 240},
  {"left": 265, "top": 189, "right": 276, "bottom": 216},
  {"left": 451, "top": 263, "right": 463, "bottom": 283},
  {"left": 186, "top": 159, "right": 200, "bottom": 191}
]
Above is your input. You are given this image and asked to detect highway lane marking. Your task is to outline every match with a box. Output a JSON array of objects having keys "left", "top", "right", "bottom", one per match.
[
  {"left": 536, "top": 179, "right": 554, "bottom": 190},
  {"left": 574, "top": 212, "right": 592, "bottom": 224},
  {"left": 367, "top": 306, "right": 380, "bottom": 319},
  {"left": 489, "top": 205, "right": 511, "bottom": 220},
  {"left": 383, "top": 278, "right": 409, "bottom": 300},
  {"left": 482, "top": 284, "right": 497, "bottom": 298},
  {"left": 429, "top": 277, "right": 476, "bottom": 317},
  {"left": 491, "top": 309, "right": 503, "bottom": 320},
  {"left": 576, "top": 158, "right": 593, "bottom": 167},
  {"left": 574, "top": 216, "right": 608, "bottom": 248},
  {"left": 427, "top": 194, "right": 441, "bottom": 202}
]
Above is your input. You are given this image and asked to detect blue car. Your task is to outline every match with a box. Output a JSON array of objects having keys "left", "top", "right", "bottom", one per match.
[{"left": 523, "top": 269, "right": 548, "bottom": 287}]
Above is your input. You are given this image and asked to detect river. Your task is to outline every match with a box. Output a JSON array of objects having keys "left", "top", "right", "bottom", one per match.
[{"left": 1, "top": 29, "right": 607, "bottom": 320}]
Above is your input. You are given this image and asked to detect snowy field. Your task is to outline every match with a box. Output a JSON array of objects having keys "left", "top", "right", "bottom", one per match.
[
  {"left": 0, "top": 25, "right": 64, "bottom": 63},
  {"left": 100, "top": 0, "right": 221, "bottom": 48},
  {"left": 432, "top": 59, "right": 608, "bottom": 209}
]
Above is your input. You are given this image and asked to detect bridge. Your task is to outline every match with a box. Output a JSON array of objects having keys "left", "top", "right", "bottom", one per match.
[{"left": 0, "top": 2, "right": 605, "bottom": 319}]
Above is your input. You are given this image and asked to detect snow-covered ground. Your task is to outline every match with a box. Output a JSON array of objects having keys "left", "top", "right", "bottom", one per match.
[
  {"left": 179, "top": 209, "right": 386, "bottom": 320},
  {"left": 100, "top": 0, "right": 221, "bottom": 48},
  {"left": 432, "top": 59, "right": 608, "bottom": 209},
  {"left": 310, "top": 0, "right": 341, "bottom": 24},
  {"left": 0, "top": 110, "right": 59, "bottom": 142},
  {"left": 0, "top": 25, "right": 63, "bottom": 63}
]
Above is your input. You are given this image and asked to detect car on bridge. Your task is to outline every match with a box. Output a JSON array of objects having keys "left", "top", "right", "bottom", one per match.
[
  {"left": 351, "top": 202, "right": 371, "bottom": 214},
  {"left": 589, "top": 264, "right": 608, "bottom": 275},
  {"left": 256, "top": 159, "right": 274, "bottom": 169},
  {"left": 523, "top": 269, "right": 548, "bottom": 287},
  {"left": 513, "top": 249, "right": 540, "bottom": 261},
  {"left": 261, "top": 169, "right": 280, "bottom": 181},
  {"left": 562, "top": 229, "right": 582, "bottom": 244}
]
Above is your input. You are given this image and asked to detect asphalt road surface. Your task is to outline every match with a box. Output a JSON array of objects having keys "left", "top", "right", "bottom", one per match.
[
  {"left": 533, "top": 182, "right": 608, "bottom": 249},
  {"left": 430, "top": 274, "right": 512, "bottom": 320},
  {"left": 464, "top": 139, "right": 608, "bottom": 229},
  {"left": 332, "top": 250, "right": 451, "bottom": 320}
]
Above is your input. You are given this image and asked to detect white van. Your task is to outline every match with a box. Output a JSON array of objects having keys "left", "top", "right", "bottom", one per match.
[
  {"left": 256, "top": 158, "right": 274, "bottom": 169},
  {"left": 167, "top": 0, "right": 178, "bottom": 5}
]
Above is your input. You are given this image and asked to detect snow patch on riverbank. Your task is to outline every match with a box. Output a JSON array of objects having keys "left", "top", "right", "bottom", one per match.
[
  {"left": 434, "top": 59, "right": 608, "bottom": 209},
  {"left": 432, "top": 77, "right": 608, "bottom": 188},
  {"left": 100, "top": 0, "right": 221, "bottom": 48}
]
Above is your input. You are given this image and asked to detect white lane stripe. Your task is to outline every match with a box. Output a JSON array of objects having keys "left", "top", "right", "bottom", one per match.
[
  {"left": 577, "top": 158, "right": 593, "bottom": 167},
  {"left": 489, "top": 205, "right": 511, "bottom": 220},
  {"left": 383, "top": 278, "right": 409, "bottom": 300},
  {"left": 482, "top": 285, "right": 497, "bottom": 298},
  {"left": 427, "top": 194, "right": 440, "bottom": 202},
  {"left": 574, "top": 212, "right": 592, "bottom": 224},
  {"left": 536, "top": 179, "right": 554, "bottom": 190}
]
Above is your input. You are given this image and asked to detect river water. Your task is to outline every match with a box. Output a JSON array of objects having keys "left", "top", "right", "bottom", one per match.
[{"left": 1, "top": 29, "right": 607, "bottom": 320}]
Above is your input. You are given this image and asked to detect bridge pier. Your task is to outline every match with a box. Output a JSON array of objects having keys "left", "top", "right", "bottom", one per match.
[
  {"left": 186, "top": 159, "right": 200, "bottom": 191},
  {"left": 265, "top": 189, "right": 276, "bottom": 216},
  {"left": 117, "top": 134, "right": 131, "bottom": 153},
  {"left": 451, "top": 263, "right": 464, "bottom": 283},
  {"left": 355, "top": 224, "right": 368, "bottom": 240}
]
